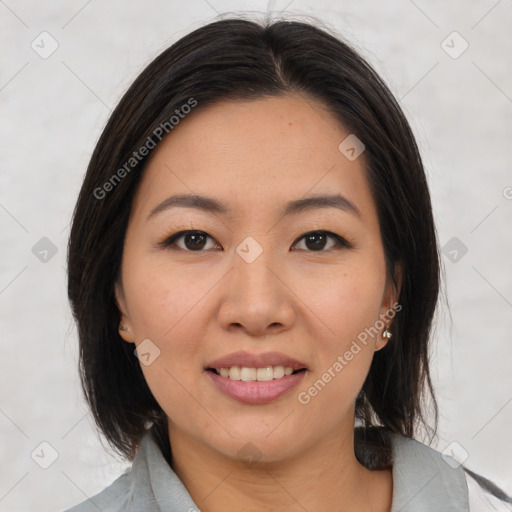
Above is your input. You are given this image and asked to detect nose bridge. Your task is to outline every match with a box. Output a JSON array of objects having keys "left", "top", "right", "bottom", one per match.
[
  {"left": 216, "top": 234, "right": 295, "bottom": 334},
  {"left": 233, "top": 234, "right": 281, "bottom": 301}
]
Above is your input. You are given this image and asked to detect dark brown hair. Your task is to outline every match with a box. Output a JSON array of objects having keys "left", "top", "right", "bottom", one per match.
[{"left": 67, "top": 15, "right": 511, "bottom": 502}]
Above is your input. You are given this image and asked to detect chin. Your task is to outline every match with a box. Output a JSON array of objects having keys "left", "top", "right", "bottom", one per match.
[{"left": 206, "top": 424, "right": 305, "bottom": 465}]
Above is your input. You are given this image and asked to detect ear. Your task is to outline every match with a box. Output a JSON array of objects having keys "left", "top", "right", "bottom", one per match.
[
  {"left": 114, "top": 280, "right": 135, "bottom": 344},
  {"left": 376, "top": 262, "right": 403, "bottom": 351}
]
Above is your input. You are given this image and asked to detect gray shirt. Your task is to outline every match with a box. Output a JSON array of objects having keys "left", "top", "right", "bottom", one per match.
[{"left": 64, "top": 431, "right": 473, "bottom": 511}]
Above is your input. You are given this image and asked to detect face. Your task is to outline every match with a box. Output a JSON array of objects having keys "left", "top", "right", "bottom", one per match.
[{"left": 115, "top": 94, "right": 400, "bottom": 464}]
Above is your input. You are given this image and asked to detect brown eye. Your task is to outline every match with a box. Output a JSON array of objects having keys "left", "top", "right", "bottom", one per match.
[
  {"left": 160, "top": 230, "right": 220, "bottom": 251},
  {"left": 291, "top": 231, "right": 351, "bottom": 252}
]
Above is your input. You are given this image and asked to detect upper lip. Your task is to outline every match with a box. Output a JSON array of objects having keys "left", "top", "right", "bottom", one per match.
[{"left": 205, "top": 351, "right": 308, "bottom": 370}]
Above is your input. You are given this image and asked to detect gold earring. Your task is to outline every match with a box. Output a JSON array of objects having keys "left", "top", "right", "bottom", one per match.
[{"left": 382, "top": 328, "right": 392, "bottom": 339}]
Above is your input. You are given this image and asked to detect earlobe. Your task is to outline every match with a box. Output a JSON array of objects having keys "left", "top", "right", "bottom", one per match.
[
  {"left": 114, "top": 281, "right": 135, "bottom": 343},
  {"left": 375, "top": 328, "right": 392, "bottom": 351},
  {"left": 118, "top": 323, "right": 135, "bottom": 343},
  {"left": 377, "top": 264, "right": 402, "bottom": 352}
]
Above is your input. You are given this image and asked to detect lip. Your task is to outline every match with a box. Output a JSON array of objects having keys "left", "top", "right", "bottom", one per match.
[
  {"left": 205, "top": 370, "right": 307, "bottom": 404},
  {"left": 204, "top": 350, "right": 309, "bottom": 405},
  {"left": 205, "top": 350, "right": 308, "bottom": 371}
]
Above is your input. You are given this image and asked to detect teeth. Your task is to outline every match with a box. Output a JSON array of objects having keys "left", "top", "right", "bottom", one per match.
[
  {"left": 240, "top": 367, "right": 256, "bottom": 381},
  {"left": 216, "top": 365, "right": 299, "bottom": 381},
  {"left": 257, "top": 367, "right": 273, "bottom": 381},
  {"left": 229, "top": 366, "right": 241, "bottom": 380},
  {"left": 273, "top": 366, "right": 285, "bottom": 379}
]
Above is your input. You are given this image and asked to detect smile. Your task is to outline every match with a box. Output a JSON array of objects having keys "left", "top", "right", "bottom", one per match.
[
  {"left": 205, "top": 367, "right": 307, "bottom": 404},
  {"left": 208, "top": 365, "right": 304, "bottom": 381}
]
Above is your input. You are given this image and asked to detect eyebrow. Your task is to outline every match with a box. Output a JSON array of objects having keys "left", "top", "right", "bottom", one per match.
[{"left": 147, "top": 193, "right": 362, "bottom": 220}]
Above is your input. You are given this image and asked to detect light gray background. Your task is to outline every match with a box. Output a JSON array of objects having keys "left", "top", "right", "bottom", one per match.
[{"left": 1, "top": 1, "right": 511, "bottom": 510}]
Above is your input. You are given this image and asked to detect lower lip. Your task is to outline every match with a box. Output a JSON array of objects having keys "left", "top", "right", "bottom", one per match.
[{"left": 205, "top": 370, "right": 307, "bottom": 404}]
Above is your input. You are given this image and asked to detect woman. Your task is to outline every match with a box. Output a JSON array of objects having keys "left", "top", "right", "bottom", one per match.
[{"left": 65, "top": 15, "right": 511, "bottom": 511}]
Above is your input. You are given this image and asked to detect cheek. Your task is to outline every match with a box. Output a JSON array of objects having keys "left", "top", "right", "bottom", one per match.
[
  {"left": 125, "top": 262, "right": 211, "bottom": 429},
  {"left": 120, "top": 253, "right": 214, "bottom": 412},
  {"left": 294, "top": 256, "right": 386, "bottom": 352},
  {"left": 122, "top": 251, "right": 212, "bottom": 342},
  {"left": 291, "top": 256, "right": 385, "bottom": 415},
  {"left": 294, "top": 279, "right": 380, "bottom": 425}
]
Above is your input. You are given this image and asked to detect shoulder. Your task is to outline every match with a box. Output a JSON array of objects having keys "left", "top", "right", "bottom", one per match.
[
  {"left": 62, "top": 430, "right": 200, "bottom": 512},
  {"left": 387, "top": 432, "right": 511, "bottom": 512},
  {"left": 62, "top": 469, "right": 133, "bottom": 512},
  {"left": 388, "top": 432, "right": 470, "bottom": 510}
]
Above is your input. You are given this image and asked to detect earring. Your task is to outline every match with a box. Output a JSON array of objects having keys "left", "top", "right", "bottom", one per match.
[
  {"left": 119, "top": 325, "right": 129, "bottom": 332},
  {"left": 382, "top": 328, "right": 392, "bottom": 339}
]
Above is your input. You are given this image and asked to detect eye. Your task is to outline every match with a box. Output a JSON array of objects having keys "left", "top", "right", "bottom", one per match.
[
  {"left": 159, "top": 229, "right": 351, "bottom": 252},
  {"left": 159, "top": 230, "right": 221, "bottom": 251},
  {"left": 291, "top": 230, "right": 351, "bottom": 252}
]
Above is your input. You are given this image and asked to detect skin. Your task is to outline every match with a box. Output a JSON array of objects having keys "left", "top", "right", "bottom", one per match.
[{"left": 115, "top": 94, "right": 401, "bottom": 512}]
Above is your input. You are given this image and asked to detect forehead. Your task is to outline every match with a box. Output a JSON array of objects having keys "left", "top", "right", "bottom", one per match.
[{"left": 131, "top": 95, "right": 377, "bottom": 224}]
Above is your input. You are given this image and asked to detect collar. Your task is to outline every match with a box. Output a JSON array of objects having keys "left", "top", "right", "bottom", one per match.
[
  {"left": 119, "top": 430, "right": 470, "bottom": 511},
  {"left": 389, "top": 431, "right": 469, "bottom": 511}
]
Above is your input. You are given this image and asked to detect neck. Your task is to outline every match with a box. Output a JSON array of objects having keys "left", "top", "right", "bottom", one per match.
[{"left": 167, "top": 417, "right": 392, "bottom": 512}]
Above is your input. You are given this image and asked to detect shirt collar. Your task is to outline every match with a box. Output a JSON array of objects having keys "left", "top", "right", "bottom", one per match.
[{"left": 125, "top": 429, "right": 469, "bottom": 511}]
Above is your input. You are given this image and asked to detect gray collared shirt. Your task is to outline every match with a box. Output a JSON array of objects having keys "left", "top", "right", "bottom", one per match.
[{"left": 64, "top": 431, "right": 472, "bottom": 511}]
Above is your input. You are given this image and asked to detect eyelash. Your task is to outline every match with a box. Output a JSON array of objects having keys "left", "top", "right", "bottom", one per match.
[{"left": 158, "top": 230, "right": 352, "bottom": 252}]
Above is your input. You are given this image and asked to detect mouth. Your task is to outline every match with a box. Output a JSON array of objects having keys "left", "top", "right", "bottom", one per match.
[
  {"left": 206, "top": 366, "right": 307, "bottom": 381},
  {"left": 204, "top": 365, "right": 308, "bottom": 405},
  {"left": 204, "top": 351, "right": 309, "bottom": 404}
]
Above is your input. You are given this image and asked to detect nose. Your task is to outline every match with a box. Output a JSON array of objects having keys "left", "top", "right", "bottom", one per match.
[{"left": 216, "top": 244, "right": 297, "bottom": 337}]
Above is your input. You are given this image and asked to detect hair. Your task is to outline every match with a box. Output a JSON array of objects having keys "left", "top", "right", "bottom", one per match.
[{"left": 67, "top": 14, "right": 511, "bottom": 503}]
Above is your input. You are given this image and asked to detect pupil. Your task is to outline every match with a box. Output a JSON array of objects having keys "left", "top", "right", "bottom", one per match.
[
  {"left": 185, "top": 233, "right": 206, "bottom": 250},
  {"left": 306, "top": 233, "right": 326, "bottom": 251}
]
